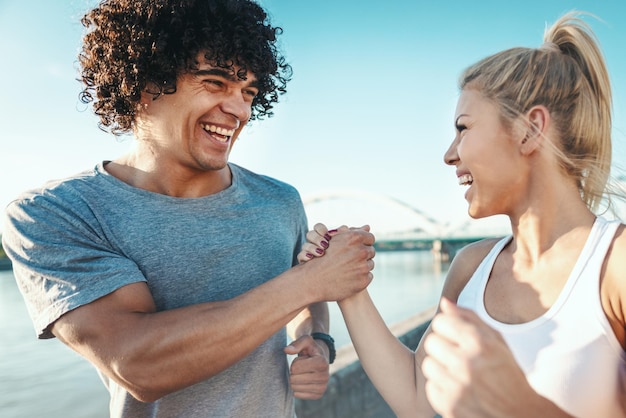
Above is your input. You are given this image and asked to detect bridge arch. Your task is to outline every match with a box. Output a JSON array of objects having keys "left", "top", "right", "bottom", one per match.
[
  {"left": 302, "top": 189, "right": 444, "bottom": 239},
  {"left": 302, "top": 189, "right": 511, "bottom": 241}
]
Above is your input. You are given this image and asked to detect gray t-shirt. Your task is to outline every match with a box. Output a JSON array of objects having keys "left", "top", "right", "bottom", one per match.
[{"left": 2, "top": 162, "right": 308, "bottom": 417}]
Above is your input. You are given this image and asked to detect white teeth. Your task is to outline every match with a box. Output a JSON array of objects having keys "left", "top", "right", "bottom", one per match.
[
  {"left": 458, "top": 174, "right": 473, "bottom": 186},
  {"left": 200, "top": 124, "right": 235, "bottom": 142}
]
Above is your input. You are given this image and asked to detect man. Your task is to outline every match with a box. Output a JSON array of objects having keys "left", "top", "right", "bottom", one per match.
[{"left": 1, "top": 1, "right": 375, "bottom": 417}]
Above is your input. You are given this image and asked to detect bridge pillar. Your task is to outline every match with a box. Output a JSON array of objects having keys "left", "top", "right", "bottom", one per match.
[{"left": 431, "top": 239, "right": 449, "bottom": 263}]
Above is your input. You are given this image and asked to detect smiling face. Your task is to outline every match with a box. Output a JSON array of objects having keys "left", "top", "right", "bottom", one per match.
[
  {"left": 136, "top": 54, "right": 259, "bottom": 174},
  {"left": 444, "top": 89, "right": 527, "bottom": 219}
]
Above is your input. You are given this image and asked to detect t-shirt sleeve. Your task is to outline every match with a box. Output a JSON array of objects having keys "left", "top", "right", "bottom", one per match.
[
  {"left": 2, "top": 193, "right": 147, "bottom": 339},
  {"left": 291, "top": 192, "right": 309, "bottom": 267}
]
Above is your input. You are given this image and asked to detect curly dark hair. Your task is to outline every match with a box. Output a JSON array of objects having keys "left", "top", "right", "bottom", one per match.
[{"left": 79, "top": 0, "right": 292, "bottom": 135}]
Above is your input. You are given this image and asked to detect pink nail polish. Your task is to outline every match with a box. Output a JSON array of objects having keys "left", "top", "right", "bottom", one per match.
[
  {"left": 321, "top": 240, "right": 329, "bottom": 249},
  {"left": 315, "top": 248, "right": 324, "bottom": 255}
]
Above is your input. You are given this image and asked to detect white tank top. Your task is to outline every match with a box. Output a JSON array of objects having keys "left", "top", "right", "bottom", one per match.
[{"left": 457, "top": 217, "right": 626, "bottom": 417}]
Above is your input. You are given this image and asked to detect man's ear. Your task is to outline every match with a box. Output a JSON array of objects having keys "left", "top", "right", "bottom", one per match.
[
  {"left": 520, "top": 105, "right": 550, "bottom": 155},
  {"left": 137, "top": 89, "right": 157, "bottom": 113}
]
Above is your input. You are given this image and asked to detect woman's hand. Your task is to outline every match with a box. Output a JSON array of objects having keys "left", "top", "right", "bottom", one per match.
[
  {"left": 297, "top": 224, "right": 373, "bottom": 264},
  {"left": 297, "top": 223, "right": 341, "bottom": 263},
  {"left": 421, "top": 298, "right": 559, "bottom": 418}
]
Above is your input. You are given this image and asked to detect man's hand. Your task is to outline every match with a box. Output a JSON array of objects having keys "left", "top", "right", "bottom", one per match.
[
  {"left": 297, "top": 223, "right": 375, "bottom": 302},
  {"left": 284, "top": 335, "right": 330, "bottom": 400}
]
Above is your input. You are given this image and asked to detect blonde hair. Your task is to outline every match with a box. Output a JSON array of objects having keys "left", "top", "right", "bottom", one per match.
[{"left": 459, "top": 12, "right": 613, "bottom": 212}]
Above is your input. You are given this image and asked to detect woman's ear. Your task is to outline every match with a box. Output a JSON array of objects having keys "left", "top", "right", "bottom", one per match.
[
  {"left": 528, "top": 105, "right": 549, "bottom": 136},
  {"left": 520, "top": 105, "right": 550, "bottom": 155}
]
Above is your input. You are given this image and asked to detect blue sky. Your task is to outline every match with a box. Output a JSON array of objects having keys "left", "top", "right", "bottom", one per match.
[{"left": 0, "top": 0, "right": 625, "bottom": 235}]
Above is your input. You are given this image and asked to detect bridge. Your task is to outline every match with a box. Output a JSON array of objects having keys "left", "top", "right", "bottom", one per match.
[{"left": 303, "top": 190, "right": 511, "bottom": 260}]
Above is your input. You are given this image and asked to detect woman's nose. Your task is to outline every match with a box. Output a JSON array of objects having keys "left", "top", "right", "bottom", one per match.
[{"left": 444, "top": 137, "right": 460, "bottom": 166}]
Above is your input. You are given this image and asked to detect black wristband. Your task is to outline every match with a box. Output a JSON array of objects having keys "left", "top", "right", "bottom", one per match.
[{"left": 311, "top": 332, "right": 336, "bottom": 364}]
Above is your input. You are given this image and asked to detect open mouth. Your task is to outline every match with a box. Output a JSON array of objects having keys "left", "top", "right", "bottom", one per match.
[
  {"left": 200, "top": 123, "right": 235, "bottom": 143},
  {"left": 458, "top": 174, "right": 473, "bottom": 186}
]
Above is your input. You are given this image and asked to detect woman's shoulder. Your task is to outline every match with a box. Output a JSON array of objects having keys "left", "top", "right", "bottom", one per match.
[
  {"left": 605, "top": 222, "right": 626, "bottom": 290},
  {"left": 602, "top": 222, "right": 626, "bottom": 346},
  {"left": 441, "top": 237, "right": 505, "bottom": 303},
  {"left": 605, "top": 221, "right": 626, "bottom": 269},
  {"left": 610, "top": 221, "right": 626, "bottom": 246}
]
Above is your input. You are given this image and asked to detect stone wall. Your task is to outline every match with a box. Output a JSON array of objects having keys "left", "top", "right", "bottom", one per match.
[{"left": 295, "top": 307, "right": 435, "bottom": 418}]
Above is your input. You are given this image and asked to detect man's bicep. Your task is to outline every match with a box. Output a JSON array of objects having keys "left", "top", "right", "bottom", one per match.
[{"left": 51, "top": 282, "right": 156, "bottom": 351}]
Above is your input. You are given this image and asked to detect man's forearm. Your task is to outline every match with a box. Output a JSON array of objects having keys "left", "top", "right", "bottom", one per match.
[{"left": 288, "top": 302, "right": 330, "bottom": 338}]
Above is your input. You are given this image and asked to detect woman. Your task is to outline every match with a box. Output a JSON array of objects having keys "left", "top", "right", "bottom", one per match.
[{"left": 300, "top": 12, "right": 626, "bottom": 417}]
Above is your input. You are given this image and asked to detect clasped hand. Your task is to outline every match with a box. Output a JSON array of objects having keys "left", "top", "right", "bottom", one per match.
[
  {"left": 297, "top": 223, "right": 376, "bottom": 302},
  {"left": 284, "top": 223, "right": 375, "bottom": 400}
]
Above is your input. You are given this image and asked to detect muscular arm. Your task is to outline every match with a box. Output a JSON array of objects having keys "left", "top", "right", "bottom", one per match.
[
  {"left": 286, "top": 301, "right": 331, "bottom": 360},
  {"left": 52, "top": 230, "right": 374, "bottom": 402},
  {"left": 287, "top": 302, "right": 330, "bottom": 338}
]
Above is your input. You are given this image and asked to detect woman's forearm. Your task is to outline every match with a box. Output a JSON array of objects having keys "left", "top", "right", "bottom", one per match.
[{"left": 338, "top": 290, "right": 420, "bottom": 416}]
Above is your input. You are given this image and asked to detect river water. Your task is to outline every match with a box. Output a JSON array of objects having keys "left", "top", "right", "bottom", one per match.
[{"left": 0, "top": 250, "right": 448, "bottom": 418}]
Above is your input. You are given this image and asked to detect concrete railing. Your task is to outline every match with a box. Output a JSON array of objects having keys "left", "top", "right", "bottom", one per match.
[{"left": 295, "top": 307, "right": 436, "bottom": 418}]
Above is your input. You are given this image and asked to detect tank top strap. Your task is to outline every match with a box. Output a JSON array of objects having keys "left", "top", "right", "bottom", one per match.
[{"left": 574, "top": 217, "right": 622, "bottom": 290}]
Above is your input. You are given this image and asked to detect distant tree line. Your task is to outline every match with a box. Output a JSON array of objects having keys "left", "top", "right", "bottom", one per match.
[{"left": 0, "top": 235, "right": 7, "bottom": 259}]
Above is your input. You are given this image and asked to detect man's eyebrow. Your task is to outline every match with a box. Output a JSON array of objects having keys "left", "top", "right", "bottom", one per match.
[{"left": 191, "top": 68, "right": 260, "bottom": 88}]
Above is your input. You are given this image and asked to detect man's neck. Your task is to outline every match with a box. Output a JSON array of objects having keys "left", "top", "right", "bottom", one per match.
[{"left": 105, "top": 151, "right": 233, "bottom": 198}]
